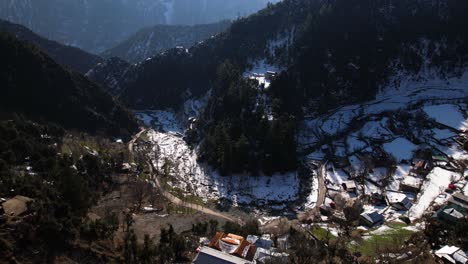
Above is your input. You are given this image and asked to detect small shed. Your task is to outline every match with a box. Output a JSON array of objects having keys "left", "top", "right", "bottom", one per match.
[
  {"left": 2, "top": 195, "right": 33, "bottom": 217},
  {"left": 360, "top": 211, "right": 384, "bottom": 227},
  {"left": 342, "top": 181, "right": 357, "bottom": 193}
]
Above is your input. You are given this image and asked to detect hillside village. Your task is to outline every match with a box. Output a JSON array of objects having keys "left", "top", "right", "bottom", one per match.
[
  {"left": 124, "top": 66, "right": 468, "bottom": 263},
  {"left": 1, "top": 0, "right": 468, "bottom": 263}
]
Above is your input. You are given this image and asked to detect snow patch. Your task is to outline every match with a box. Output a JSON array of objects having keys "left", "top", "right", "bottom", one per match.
[
  {"left": 409, "top": 168, "right": 460, "bottom": 219},
  {"left": 424, "top": 104, "right": 467, "bottom": 130},
  {"left": 383, "top": 138, "right": 418, "bottom": 161}
]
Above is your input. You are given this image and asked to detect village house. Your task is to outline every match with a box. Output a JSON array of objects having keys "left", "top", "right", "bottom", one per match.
[
  {"left": 193, "top": 232, "right": 256, "bottom": 264},
  {"left": 342, "top": 180, "right": 357, "bottom": 193},
  {"left": 434, "top": 245, "right": 468, "bottom": 264},
  {"left": 437, "top": 205, "right": 466, "bottom": 223},
  {"left": 246, "top": 234, "right": 273, "bottom": 250},
  {"left": 400, "top": 176, "right": 423, "bottom": 192},
  {"left": 360, "top": 211, "right": 384, "bottom": 227},
  {"left": 386, "top": 192, "right": 412, "bottom": 211},
  {"left": 247, "top": 234, "right": 290, "bottom": 263},
  {"left": 432, "top": 155, "right": 449, "bottom": 166},
  {"left": 448, "top": 192, "right": 468, "bottom": 210},
  {"left": 255, "top": 247, "right": 289, "bottom": 264}
]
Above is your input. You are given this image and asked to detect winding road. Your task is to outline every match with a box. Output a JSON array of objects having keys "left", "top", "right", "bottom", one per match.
[{"left": 129, "top": 129, "right": 241, "bottom": 224}]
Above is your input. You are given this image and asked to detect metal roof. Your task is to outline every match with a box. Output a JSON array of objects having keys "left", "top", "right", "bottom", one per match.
[{"left": 193, "top": 247, "right": 252, "bottom": 264}]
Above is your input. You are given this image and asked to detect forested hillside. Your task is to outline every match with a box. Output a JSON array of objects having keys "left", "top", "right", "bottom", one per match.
[
  {"left": 102, "top": 20, "right": 231, "bottom": 64},
  {"left": 0, "top": 33, "right": 138, "bottom": 139},
  {"left": 0, "top": 19, "right": 102, "bottom": 74},
  {"left": 101, "top": 0, "right": 468, "bottom": 174},
  {"left": 0, "top": 118, "right": 127, "bottom": 262}
]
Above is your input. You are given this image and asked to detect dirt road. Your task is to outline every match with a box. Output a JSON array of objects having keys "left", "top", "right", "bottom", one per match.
[
  {"left": 151, "top": 174, "right": 239, "bottom": 223},
  {"left": 296, "top": 161, "right": 326, "bottom": 221},
  {"left": 130, "top": 129, "right": 241, "bottom": 224}
]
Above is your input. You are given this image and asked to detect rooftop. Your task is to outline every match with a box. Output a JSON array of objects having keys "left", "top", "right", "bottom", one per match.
[
  {"left": 193, "top": 246, "right": 252, "bottom": 264},
  {"left": 361, "top": 211, "right": 384, "bottom": 224},
  {"left": 207, "top": 232, "right": 256, "bottom": 261}
]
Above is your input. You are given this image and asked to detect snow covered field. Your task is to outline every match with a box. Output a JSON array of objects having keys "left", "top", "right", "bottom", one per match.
[
  {"left": 423, "top": 104, "right": 467, "bottom": 130},
  {"left": 383, "top": 138, "right": 418, "bottom": 161},
  {"left": 148, "top": 129, "right": 300, "bottom": 207},
  {"left": 298, "top": 69, "right": 468, "bottom": 222},
  {"left": 300, "top": 70, "right": 468, "bottom": 142},
  {"left": 136, "top": 100, "right": 307, "bottom": 210}
]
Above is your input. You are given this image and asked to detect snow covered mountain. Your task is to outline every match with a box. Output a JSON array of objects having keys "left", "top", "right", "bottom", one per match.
[{"left": 0, "top": 0, "right": 279, "bottom": 53}]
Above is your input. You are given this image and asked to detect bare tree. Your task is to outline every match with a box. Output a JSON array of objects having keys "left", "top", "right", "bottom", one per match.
[{"left": 132, "top": 181, "right": 150, "bottom": 211}]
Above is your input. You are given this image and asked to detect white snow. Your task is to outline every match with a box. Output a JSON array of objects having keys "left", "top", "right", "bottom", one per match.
[
  {"left": 435, "top": 144, "right": 468, "bottom": 160},
  {"left": 302, "top": 69, "right": 468, "bottom": 142},
  {"left": 387, "top": 165, "right": 411, "bottom": 191},
  {"left": 383, "top": 138, "right": 418, "bottom": 161},
  {"left": 346, "top": 134, "right": 368, "bottom": 152},
  {"left": 245, "top": 59, "right": 281, "bottom": 77},
  {"left": 409, "top": 168, "right": 460, "bottom": 219},
  {"left": 424, "top": 104, "right": 467, "bottom": 130},
  {"left": 432, "top": 129, "right": 456, "bottom": 140},
  {"left": 148, "top": 130, "right": 301, "bottom": 207},
  {"left": 305, "top": 173, "right": 319, "bottom": 209},
  {"left": 183, "top": 91, "right": 210, "bottom": 120},
  {"left": 135, "top": 110, "right": 183, "bottom": 133},
  {"left": 325, "top": 164, "right": 348, "bottom": 187}
]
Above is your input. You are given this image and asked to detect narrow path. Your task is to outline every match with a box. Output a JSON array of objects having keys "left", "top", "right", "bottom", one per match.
[
  {"left": 128, "top": 128, "right": 147, "bottom": 161},
  {"left": 151, "top": 170, "right": 238, "bottom": 223},
  {"left": 315, "top": 161, "right": 327, "bottom": 212},
  {"left": 130, "top": 129, "right": 241, "bottom": 224},
  {"left": 297, "top": 161, "right": 326, "bottom": 222}
]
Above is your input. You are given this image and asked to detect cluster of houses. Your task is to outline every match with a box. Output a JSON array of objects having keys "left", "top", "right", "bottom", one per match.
[
  {"left": 192, "top": 232, "right": 288, "bottom": 264},
  {"left": 318, "top": 143, "right": 468, "bottom": 228}
]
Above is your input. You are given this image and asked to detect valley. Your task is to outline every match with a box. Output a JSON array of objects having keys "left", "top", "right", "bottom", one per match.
[
  {"left": 125, "top": 65, "right": 467, "bottom": 261},
  {"left": 0, "top": 0, "right": 467, "bottom": 263}
]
